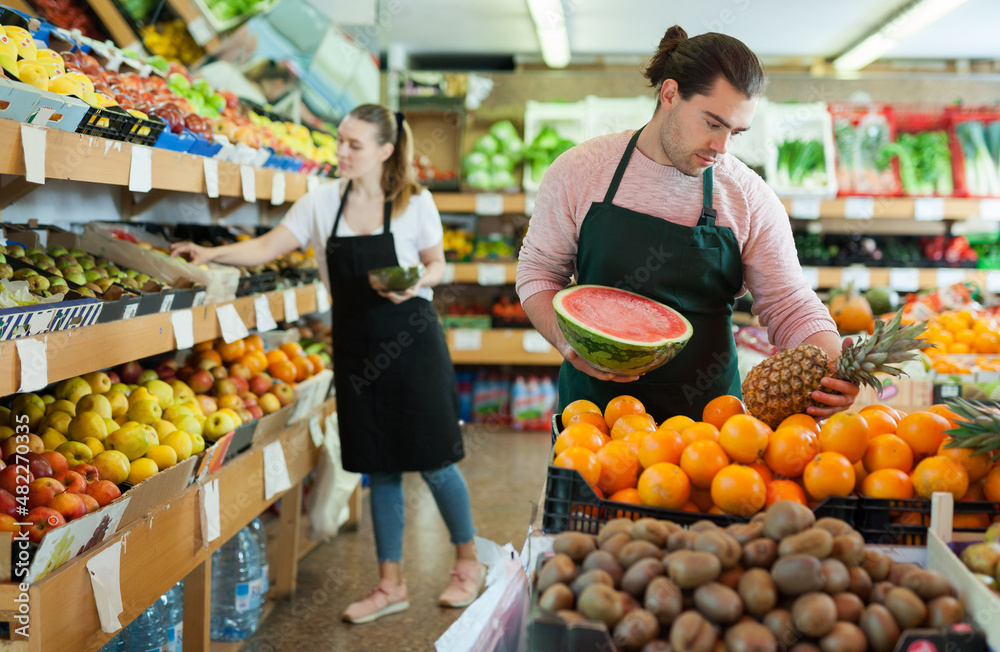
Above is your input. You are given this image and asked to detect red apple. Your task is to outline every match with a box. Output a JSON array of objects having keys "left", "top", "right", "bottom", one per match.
[
  {"left": 27, "top": 477, "right": 65, "bottom": 509},
  {"left": 176, "top": 367, "right": 194, "bottom": 382},
  {"left": 241, "top": 393, "right": 258, "bottom": 408},
  {"left": 156, "top": 359, "right": 179, "bottom": 380},
  {"left": 249, "top": 374, "right": 273, "bottom": 396},
  {"left": 196, "top": 395, "right": 217, "bottom": 415},
  {"left": 80, "top": 493, "right": 99, "bottom": 513},
  {"left": 118, "top": 361, "right": 143, "bottom": 384},
  {"left": 49, "top": 492, "right": 87, "bottom": 521},
  {"left": 22, "top": 507, "right": 65, "bottom": 543},
  {"left": 230, "top": 376, "right": 249, "bottom": 396},
  {"left": 188, "top": 370, "right": 214, "bottom": 394},
  {"left": 247, "top": 405, "right": 264, "bottom": 420},
  {"left": 272, "top": 382, "right": 294, "bottom": 406},
  {"left": 0, "top": 488, "right": 19, "bottom": 517},
  {"left": 87, "top": 480, "right": 121, "bottom": 507},
  {"left": 213, "top": 379, "right": 238, "bottom": 397},
  {"left": 107, "top": 371, "right": 121, "bottom": 384},
  {"left": 0, "top": 465, "right": 33, "bottom": 496},
  {"left": 1, "top": 434, "right": 41, "bottom": 459},
  {"left": 0, "top": 514, "right": 19, "bottom": 532},
  {"left": 228, "top": 363, "right": 252, "bottom": 381},
  {"left": 53, "top": 470, "right": 87, "bottom": 494},
  {"left": 42, "top": 451, "right": 68, "bottom": 476},
  {"left": 71, "top": 464, "right": 100, "bottom": 483},
  {"left": 19, "top": 452, "right": 52, "bottom": 479},
  {"left": 195, "top": 358, "right": 218, "bottom": 372}
]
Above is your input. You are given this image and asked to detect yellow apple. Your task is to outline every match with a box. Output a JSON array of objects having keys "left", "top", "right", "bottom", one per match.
[
  {"left": 56, "top": 441, "right": 92, "bottom": 467},
  {"left": 163, "top": 432, "right": 193, "bottom": 461},
  {"left": 143, "top": 380, "right": 174, "bottom": 407},
  {"left": 39, "top": 428, "right": 67, "bottom": 451},
  {"left": 106, "top": 425, "right": 150, "bottom": 461},
  {"left": 168, "top": 380, "right": 195, "bottom": 402},
  {"left": 162, "top": 406, "right": 193, "bottom": 422},
  {"left": 128, "top": 387, "right": 158, "bottom": 407},
  {"left": 189, "top": 432, "right": 206, "bottom": 455},
  {"left": 103, "top": 391, "right": 129, "bottom": 417},
  {"left": 145, "top": 445, "right": 177, "bottom": 470},
  {"left": 127, "top": 458, "right": 158, "bottom": 484},
  {"left": 41, "top": 411, "right": 72, "bottom": 436},
  {"left": 76, "top": 394, "right": 112, "bottom": 419},
  {"left": 46, "top": 400, "right": 76, "bottom": 417},
  {"left": 154, "top": 420, "right": 176, "bottom": 438},
  {"left": 92, "top": 450, "right": 130, "bottom": 485},
  {"left": 83, "top": 371, "right": 112, "bottom": 394},
  {"left": 127, "top": 399, "right": 162, "bottom": 425},
  {"left": 82, "top": 437, "right": 105, "bottom": 456},
  {"left": 68, "top": 411, "right": 108, "bottom": 443},
  {"left": 171, "top": 415, "right": 202, "bottom": 437},
  {"left": 55, "top": 377, "right": 92, "bottom": 404}
]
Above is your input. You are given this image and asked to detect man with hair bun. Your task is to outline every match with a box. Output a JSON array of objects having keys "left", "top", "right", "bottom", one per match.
[{"left": 517, "top": 26, "right": 858, "bottom": 420}]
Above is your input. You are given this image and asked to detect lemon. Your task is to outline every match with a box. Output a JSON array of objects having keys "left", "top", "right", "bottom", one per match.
[
  {"left": 127, "top": 457, "right": 158, "bottom": 484},
  {"left": 145, "top": 445, "right": 177, "bottom": 470},
  {"left": 163, "top": 432, "right": 193, "bottom": 461}
]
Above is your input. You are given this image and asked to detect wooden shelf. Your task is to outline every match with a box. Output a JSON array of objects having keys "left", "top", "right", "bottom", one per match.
[
  {"left": 0, "top": 118, "right": 310, "bottom": 203},
  {"left": 434, "top": 192, "right": 526, "bottom": 214},
  {"left": 83, "top": 0, "right": 142, "bottom": 49},
  {"left": 780, "top": 197, "right": 988, "bottom": 220},
  {"left": 805, "top": 266, "right": 992, "bottom": 290},
  {"left": 448, "top": 262, "right": 517, "bottom": 284},
  {"left": 446, "top": 328, "right": 563, "bottom": 365},
  {"left": 0, "top": 284, "right": 321, "bottom": 397}
]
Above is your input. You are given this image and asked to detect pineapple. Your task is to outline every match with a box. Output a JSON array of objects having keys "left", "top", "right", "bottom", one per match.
[
  {"left": 742, "top": 310, "right": 931, "bottom": 428},
  {"left": 943, "top": 399, "right": 1000, "bottom": 461}
]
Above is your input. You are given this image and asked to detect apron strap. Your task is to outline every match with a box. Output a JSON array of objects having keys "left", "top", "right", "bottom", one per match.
[
  {"left": 697, "top": 167, "right": 717, "bottom": 227},
  {"left": 603, "top": 127, "right": 644, "bottom": 204},
  {"left": 383, "top": 195, "right": 392, "bottom": 231},
  {"left": 332, "top": 179, "right": 352, "bottom": 235}
]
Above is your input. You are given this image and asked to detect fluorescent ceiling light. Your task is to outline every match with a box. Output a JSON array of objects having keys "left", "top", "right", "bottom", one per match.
[
  {"left": 833, "top": 0, "right": 971, "bottom": 72},
  {"left": 525, "top": 0, "right": 571, "bottom": 68}
]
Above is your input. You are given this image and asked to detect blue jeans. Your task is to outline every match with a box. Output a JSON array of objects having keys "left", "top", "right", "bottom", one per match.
[{"left": 368, "top": 464, "right": 477, "bottom": 563}]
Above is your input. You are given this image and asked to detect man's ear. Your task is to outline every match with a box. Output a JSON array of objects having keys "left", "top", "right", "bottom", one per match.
[{"left": 659, "top": 79, "right": 679, "bottom": 112}]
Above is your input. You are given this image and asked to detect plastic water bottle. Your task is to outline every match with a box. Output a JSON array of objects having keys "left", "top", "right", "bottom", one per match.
[
  {"left": 164, "top": 581, "right": 184, "bottom": 652},
  {"left": 248, "top": 517, "right": 269, "bottom": 623},
  {"left": 526, "top": 376, "right": 541, "bottom": 430},
  {"left": 124, "top": 595, "right": 167, "bottom": 652},
  {"left": 99, "top": 630, "right": 127, "bottom": 652},
  {"left": 211, "top": 526, "right": 262, "bottom": 641},
  {"left": 510, "top": 376, "right": 528, "bottom": 430},
  {"left": 539, "top": 376, "right": 556, "bottom": 430}
]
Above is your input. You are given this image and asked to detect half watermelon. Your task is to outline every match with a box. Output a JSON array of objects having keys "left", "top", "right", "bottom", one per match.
[{"left": 553, "top": 285, "right": 693, "bottom": 375}]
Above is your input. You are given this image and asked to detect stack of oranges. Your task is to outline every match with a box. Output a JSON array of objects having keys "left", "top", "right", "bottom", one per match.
[
  {"left": 552, "top": 394, "right": 997, "bottom": 522},
  {"left": 189, "top": 336, "right": 327, "bottom": 386},
  {"left": 920, "top": 309, "right": 1000, "bottom": 356}
]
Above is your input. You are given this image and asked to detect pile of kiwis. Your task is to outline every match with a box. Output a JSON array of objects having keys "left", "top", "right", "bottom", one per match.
[{"left": 534, "top": 501, "right": 966, "bottom": 651}]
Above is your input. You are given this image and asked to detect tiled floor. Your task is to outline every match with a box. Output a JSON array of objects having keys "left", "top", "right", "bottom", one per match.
[{"left": 240, "top": 427, "right": 551, "bottom": 652}]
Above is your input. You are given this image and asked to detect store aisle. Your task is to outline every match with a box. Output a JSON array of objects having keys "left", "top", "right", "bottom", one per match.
[{"left": 240, "top": 427, "right": 552, "bottom": 652}]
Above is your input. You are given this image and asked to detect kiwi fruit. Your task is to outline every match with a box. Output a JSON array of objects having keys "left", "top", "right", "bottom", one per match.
[
  {"left": 743, "top": 538, "right": 779, "bottom": 569},
  {"left": 633, "top": 518, "right": 673, "bottom": 547},
  {"left": 792, "top": 592, "right": 838, "bottom": 638},
  {"left": 670, "top": 610, "right": 717, "bottom": 652},
  {"left": 821, "top": 558, "right": 850, "bottom": 594},
  {"left": 899, "top": 568, "right": 952, "bottom": 601},
  {"left": 621, "top": 558, "right": 665, "bottom": 597},
  {"left": 612, "top": 609, "right": 660, "bottom": 649},
  {"left": 619, "top": 540, "right": 664, "bottom": 569},
  {"left": 818, "top": 621, "right": 867, "bottom": 652},
  {"left": 667, "top": 529, "right": 699, "bottom": 551},
  {"left": 581, "top": 550, "right": 624, "bottom": 588},
  {"left": 884, "top": 587, "right": 926, "bottom": 630},
  {"left": 738, "top": 568, "right": 778, "bottom": 617},
  {"left": 598, "top": 519, "right": 635, "bottom": 546},
  {"left": 763, "top": 501, "right": 816, "bottom": 540},
  {"left": 779, "top": 528, "right": 834, "bottom": 559},
  {"left": 831, "top": 592, "right": 865, "bottom": 622},
  {"left": 925, "top": 595, "right": 965, "bottom": 628},
  {"left": 577, "top": 583, "right": 624, "bottom": 628},
  {"left": 539, "top": 583, "right": 574, "bottom": 611},
  {"left": 537, "top": 554, "right": 577, "bottom": 593},
  {"left": 859, "top": 603, "right": 901, "bottom": 652},
  {"left": 570, "top": 568, "right": 614, "bottom": 598},
  {"left": 771, "top": 554, "right": 826, "bottom": 596},
  {"left": 725, "top": 620, "right": 778, "bottom": 652},
  {"left": 601, "top": 532, "right": 633, "bottom": 559},
  {"left": 644, "top": 576, "right": 683, "bottom": 627},
  {"left": 694, "top": 530, "right": 742, "bottom": 569},
  {"left": 848, "top": 567, "right": 874, "bottom": 602},
  {"left": 668, "top": 551, "right": 722, "bottom": 589},
  {"left": 693, "top": 581, "right": 744, "bottom": 624},
  {"left": 829, "top": 533, "right": 865, "bottom": 567},
  {"left": 727, "top": 521, "right": 765, "bottom": 545},
  {"left": 552, "top": 531, "right": 597, "bottom": 563}
]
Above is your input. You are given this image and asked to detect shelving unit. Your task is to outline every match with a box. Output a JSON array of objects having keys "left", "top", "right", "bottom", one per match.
[
  {"left": 803, "top": 266, "right": 994, "bottom": 291},
  {"left": 449, "top": 261, "right": 518, "bottom": 284},
  {"left": 446, "top": 328, "right": 562, "bottom": 366},
  {"left": 82, "top": 0, "right": 142, "bottom": 49}
]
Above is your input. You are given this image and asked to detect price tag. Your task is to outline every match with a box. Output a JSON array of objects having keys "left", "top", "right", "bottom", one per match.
[
  {"left": 308, "top": 414, "right": 324, "bottom": 448},
  {"left": 270, "top": 173, "right": 286, "bottom": 206},
  {"left": 186, "top": 15, "right": 215, "bottom": 47},
  {"left": 791, "top": 198, "right": 822, "bottom": 220},
  {"left": 27, "top": 310, "right": 50, "bottom": 336},
  {"left": 171, "top": 310, "right": 194, "bottom": 350},
  {"left": 159, "top": 294, "right": 175, "bottom": 313},
  {"left": 315, "top": 283, "right": 330, "bottom": 313},
  {"left": 477, "top": 263, "right": 507, "bottom": 286},
  {"left": 980, "top": 198, "right": 1000, "bottom": 221},
  {"left": 475, "top": 193, "right": 504, "bottom": 215},
  {"left": 283, "top": 289, "right": 299, "bottom": 323},
  {"left": 524, "top": 194, "right": 535, "bottom": 216},
  {"left": 203, "top": 158, "right": 219, "bottom": 198},
  {"left": 977, "top": 371, "right": 1000, "bottom": 383},
  {"left": 86, "top": 541, "right": 124, "bottom": 632},
  {"left": 914, "top": 197, "right": 945, "bottom": 221},
  {"left": 801, "top": 267, "right": 820, "bottom": 290},
  {"left": 844, "top": 197, "right": 874, "bottom": 220},
  {"left": 193, "top": 290, "right": 207, "bottom": 307},
  {"left": 216, "top": 303, "right": 249, "bottom": 343},
  {"left": 30, "top": 106, "right": 54, "bottom": 127},
  {"left": 936, "top": 268, "right": 966, "bottom": 287},
  {"left": 452, "top": 329, "right": 482, "bottom": 351},
  {"left": 522, "top": 330, "right": 552, "bottom": 353},
  {"left": 263, "top": 441, "right": 292, "bottom": 500},
  {"left": 198, "top": 479, "right": 221, "bottom": 547},
  {"left": 240, "top": 165, "right": 256, "bottom": 203},
  {"left": 889, "top": 268, "right": 920, "bottom": 292},
  {"left": 839, "top": 267, "right": 871, "bottom": 291},
  {"left": 442, "top": 263, "right": 456, "bottom": 284},
  {"left": 122, "top": 303, "right": 139, "bottom": 320},
  {"left": 20, "top": 123, "right": 46, "bottom": 184},
  {"left": 15, "top": 338, "right": 47, "bottom": 393},
  {"left": 987, "top": 271, "right": 1000, "bottom": 292},
  {"left": 254, "top": 295, "right": 278, "bottom": 332},
  {"left": 128, "top": 145, "right": 153, "bottom": 193}
]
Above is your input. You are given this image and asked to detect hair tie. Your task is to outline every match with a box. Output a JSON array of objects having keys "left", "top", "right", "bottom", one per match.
[{"left": 394, "top": 111, "right": 404, "bottom": 141}]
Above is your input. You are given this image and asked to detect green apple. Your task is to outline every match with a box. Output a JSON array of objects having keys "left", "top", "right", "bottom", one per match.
[
  {"left": 56, "top": 441, "right": 93, "bottom": 466},
  {"left": 106, "top": 425, "right": 149, "bottom": 461},
  {"left": 127, "top": 400, "right": 162, "bottom": 425}
]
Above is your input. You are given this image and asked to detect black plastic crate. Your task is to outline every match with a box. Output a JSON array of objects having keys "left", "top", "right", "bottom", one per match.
[
  {"left": 125, "top": 114, "right": 166, "bottom": 147},
  {"left": 282, "top": 267, "right": 319, "bottom": 286},
  {"left": 76, "top": 105, "right": 136, "bottom": 141},
  {"left": 857, "top": 496, "right": 1000, "bottom": 546}
]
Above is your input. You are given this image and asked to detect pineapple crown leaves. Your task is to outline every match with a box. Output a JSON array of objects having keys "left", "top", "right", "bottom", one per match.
[
  {"left": 943, "top": 398, "right": 1000, "bottom": 461},
  {"left": 836, "top": 309, "right": 932, "bottom": 392}
]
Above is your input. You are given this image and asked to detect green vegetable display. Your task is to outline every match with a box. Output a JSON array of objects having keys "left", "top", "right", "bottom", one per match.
[
  {"left": 877, "top": 131, "right": 953, "bottom": 196},
  {"left": 524, "top": 127, "right": 576, "bottom": 184},
  {"left": 833, "top": 114, "right": 897, "bottom": 194},
  {"left": 775, "top": 138, "right": 827, "bottom": 188},
  {"left": 463, "top": 120, "right": 524, "bottom": 191},
  {"left": 956, "top": 120, "right": 1000, "bottom": 196}
]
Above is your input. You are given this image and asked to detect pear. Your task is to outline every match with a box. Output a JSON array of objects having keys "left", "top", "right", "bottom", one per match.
[
  {"left": 69, "top": 248, "right": 87, "bottom": 258},
  {"left": 0, "top": 264, "right": 11, "bottom": 280},
  {"left": 84, "top": 270, "right": 102, "bottom": 284},
  {"left": 48, "top": 245, "right": 68, "bottom": 257},
  {"left": 66, "top": 272, "right": 86, "bottom": 286},
  {"left": 79, "top": 258, "right": 94, "bottom": 271},
  {"left": 26, "top": 275, "right": 50, "bottom": 293},
  {"left": 6, "top": 245, "right": 25, "bottom": 257},
  {"left": 11, "top": 268, "right": 36, "bottom": 281},
  {"left": 68, "top": 411, "right": 109, "bottom": 443}
]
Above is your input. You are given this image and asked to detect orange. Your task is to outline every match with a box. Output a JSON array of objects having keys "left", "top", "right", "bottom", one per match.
[
  {"left": 803, "top": 452, "right": 856, "bottom": 501},
  {"left": 894, "top": 512, "right": 929, "bottom": 526},
  {"left": 955, "top": 329, "right": 977, "bottom": 346},
  {"left": 937, "top": 438, "right": 992, "bottom": 482},
  {"left": 860, "top": 404, "right": 903, "bottom": 422},
  {"left": 747, "top": 462, "right": 774, "bottom": 485},
  {"left": 854, "top": 460, "right": 868, "bottom": 493},
  {"left": 711, "top": 465, "right": 766, "bottom": 516},
  {"left": 637, "top": 462, "right": 691, "bottom": 509},
  {"left": 554, "top": 446, "right": 602, "bottom": 488},
  {"left": 244, "top": 334, "right": 264, "bottom": 352},
  {"left": 604, "top": 395, "right": 646, "bottom": 430},
  {"left": 281, "top": 342, "right": 305, "bottom": 359},
  {"left": 861, "top": 409, "right": 898, "bottom": 437},
  {"left": 680, "top": 501, "right": 700, "bottom": 513},
  {"left": 306, "top": 353, "right": 326, "bottom": 373},
  {"left": 964, "top": 480, "right": 986, "bottom": 501},
  {"left": 610, "top": 413, "right": 657, "bottom": 441},
  {"left": 562, "top": 399, "right": 602, "bottom": 425},
  {"left": 216, "top": 338, "right": 246, "bottom": 363},
  {"left": 681, "top": 422, "right": 721, "bottom": 446},
  {"left": 623, "top": 431, "right": 646, "bottom": 453},
  {"left": 265, "top": 350, "right": 289, "bottom": 366},
  {"left": 818, "top": 411, "right": 870, "bottom": 464},
  {"left": 926, "top": 404, "right": 966, "bottom": 428},
  {"left": 689, "top": 487, "right": 714, "bottom": 512},
  {"left": 863, "top": 434, "right": 914, "bottom": 473},
  {"left": 911, "top": 456, "right": 969, "bottom": 500},
  {"left": 680, "top": 440, "right": 730, "bottom": 490},
  {"left": 292, "top": 357, "right": 315, "bottom": 382},
  {"left": 637, "top": 428, "right": 685, "bottom": 469},
  {"left": 269, "top": 360, "right": 297, "bottom": 384},
  {"left": 566, "top": 410, "right": 611, "bottom": 436},
  {"left": 607, "top": 487, "right": 642, "bottom": 505},
  {"left": 974, "top": 331, "right": 1000, "bottom": 354},
  {"left": 554, "top": 423, "right": 608, "bottom": 455},
  {"left": 766, "top": 479, "right": 807, "bottom": 507},
  {"left": 896, "top": 412, "right": 951, "bottom": 456},
  {"left": 662, "top": 415, "right": 696, "bottom": 433},
  {"left": 237, "top": 353, "right": 265, "bottom": 376},
  {"left": 950, "top": 343, "right": 971, "bottom": 355},
  {"left": 595, "top": 441, "right": 641, "bottom": 495},
  {"left": 778, "top": 414, "right": 820, "bottom": 435},
  {"left": 708, "top": 505, "right": 727, "bottom": 515},
  {"left": 954, "top": 513, "right": 990, "bottom": 529},
  {"left": 985, "top": 466, "right": 1000, "bottom": 502},
  {"left": 764, "top": 426, "right": 819, "bottom": 477},
  {"left": 718, "top": 414, "right": 771, "bottom": 464},
  {"left": 194, "top": 341, "right": 215, "bottom": 352},
  {"left": 861, "top": 468, "right": 914, "bottom": 499},
  {"left": 702, "top": 395, "right": 746, "bottom": 430},
  {"left": 198, "top": 349, "right": 222, "bottom": 366}
]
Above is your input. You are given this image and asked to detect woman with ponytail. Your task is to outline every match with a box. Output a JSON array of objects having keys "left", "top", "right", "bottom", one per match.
[{"left": 171, "top": 104, "right": 484, "bottom": 624}]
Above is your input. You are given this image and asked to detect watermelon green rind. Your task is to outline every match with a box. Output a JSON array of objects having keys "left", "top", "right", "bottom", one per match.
[
  {"left": 553, "top": 285, "right": 693, "bottom": 375},
  {"left": 368, "top": 265, "right": 425, "bottom": 292}
]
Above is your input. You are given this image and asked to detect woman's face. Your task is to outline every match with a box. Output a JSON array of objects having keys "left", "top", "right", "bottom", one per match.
[{"left": 336, "top": 116, "right": 393, "bottom": 179}]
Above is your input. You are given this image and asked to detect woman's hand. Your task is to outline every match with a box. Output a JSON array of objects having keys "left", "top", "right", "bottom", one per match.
[
  {"left": 170, "top": 241, "right": 214, "bottom": 265},
  {"left": 806, "top": 337, "right": 860, "bottom": 419},
  {"left": 378, "top": 285, "right": 421, "bottom": 304}
]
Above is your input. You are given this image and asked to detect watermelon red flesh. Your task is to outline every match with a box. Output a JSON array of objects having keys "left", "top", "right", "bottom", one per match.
[{"left": 553, "top": 285, "right": 693, "bottom": 375}]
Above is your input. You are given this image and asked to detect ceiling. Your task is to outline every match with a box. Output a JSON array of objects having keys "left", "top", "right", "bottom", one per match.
[{"left": 382, "top": 0, "right": 1000, "bottom": 63}]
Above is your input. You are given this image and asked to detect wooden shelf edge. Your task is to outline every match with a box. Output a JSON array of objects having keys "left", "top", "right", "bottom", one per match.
[
  {"left": 804, "top": 266, "right": 990, "bottom": 290},
  {"left": 446, "top": 328, "right": 563, "bottom": 366},
  {"left": 449, "top": 262, "right": 517, "bottom": 284}
]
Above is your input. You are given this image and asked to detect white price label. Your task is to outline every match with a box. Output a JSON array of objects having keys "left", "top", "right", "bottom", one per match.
[
  {"left": 980, "top": 198, "right": 1000, "bottom": 221},
  {"left": 452, "top": 329, "right": 482, "bottom": 351},
  {"left": 914, "top": 197, "right": 945, "bottom": 221},
  {"left": 27, "top": 310, "right": 50, "bottom": 336},
  {"left": 87, "top": 541, "right": 124, "bottom": 632},
  {"left": 442, "top": 263, "right": 456, "bottom": 285},
  {"left": 170, "top": 310, "right": 194, "bottom": 350},
  {"left": 202, "top": 158, "right": 219, "bottom": 198},
  {"left": 262, "top": 441, "right": 292, "bottom": 500},
  {"left": 128, "top": 145, "right": 153, "bottom": 193},
  {"left": 522, "top": 330, "right": 552, "bottom": 353},
  {"left": 936, "top": 268, "right": 966, "bottom": 287},
  {"left": 524, "top": 194, "right": 535, "bottom": 216},
  {"left": 240, "top": 165, "right": 256, "bottom": 203},
  {"left": 121, "top": 303, "right": 139, "bottom": 320},
  {"left": 791, "top": 198, "right": 822, "bottom": 220},
  {"left": 254, "top": 295, "right": 277, "bottom": 332},
  {"left": 270, "top": 172, "right": 285, "bottom": 206},
  {"left": 30, "top": 106, "right": 54, "bottom": 127},
  {"left": 20, "top": 123, "right": 46, "bottom": 184},
  {"left": 15, "top": 338, "right": 47, "bottom": 393},
  {"left": 198, "top": 479, "right": 221, "bottom": 547},
  {"left": 186, "top": 16, "right": 215, "bottom": 46},
  {"left": 216, "top": 303, "right": 249, "bottom": 343},
  {"left": 315, "top": 283, "right": 330, "bottom": 313},
  {"left": 308, "top": 414, "right": 324, "bottom": 448},
  {"left": 987, "top": 271, "right": 1000, "bottom": 293},
  {"left": 477, "top": 263, "right": 507, "bottom": 286},
  {"left": 801, "top": 267, "right": 820, "bottom": 290},
  {"left": 160, "top": 294, "right": 175, "bottom": 313},
  {"left": 475, "top": 193, "right": 504, "bottom": 215},
  {"left": 839, "top": 267, "right": 871, "bottom": 291},
  {"left": 283, "top": 289, "right": 299, "bottom": 323},
  {"left": 844, "top": 197, "right": 875, "bottom": 220},
  {"left": 193, "top": 290, "right": 207, "bottom": 307},
  {"left": 889, "top": 268, "right": 921, "bottom": 292}
]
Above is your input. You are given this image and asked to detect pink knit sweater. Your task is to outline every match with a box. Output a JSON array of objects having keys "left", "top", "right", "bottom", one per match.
[{"left": 516, "top": 130, "right": 837, "bottom": 350}]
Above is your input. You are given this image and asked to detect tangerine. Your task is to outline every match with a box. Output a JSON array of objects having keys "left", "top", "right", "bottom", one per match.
[
  {"left": 747, "top": 462, "right": 774, "bottom": 485},
  {"left": 269, "top": 360, "right": 297, "bottom": 384},
  {"left": 764, "top": 426, "right": 819, "bottom": 477},
  {"left": 662, "top": 415, "right": 696, "bottom": 433},
  {"left": 954, "top": 513, "right": 991, "bottom": 529},
  {"left": 265, "top": 350, "right": 289, "bottom": 366},
  {"left": 985, "top": 466, "right": 1000, "bottom": 502},
  {"left": 861, "top": 409, "right": 898, "bottom": 437},
  {"left": 680, "top": 501, "right": 700, "bottom": 513},
  {"left": 718, "top": 414, "right": 772, "bottom": 464},
  {"left": 863, "top": 434, "right": 914, "bottom": 473},
  {"left": 818, "top": 411, "right": 870, "bottom": 464},
  {"left": 638, "top": 428, "right": 685, "bottom": 469},
  {"left": 964, "top": 480, "right": 986, "bottom": 501},
  {"left": 216, "top": 339, "right": 246, "bottom": 363},
  {"left": 611, "top": 413, "right": 657, "bottom": 441},
  {"left": 554, "top": 446, "right": 602, "bottom": 488},
  {"left": 607, "top": 488, "right": 642, "bottom": 505},
  {"left": 777, "top": 414, "right": 820, "bottom": 435},
  {"left": 860, "top": 404, "right": 903, "bottom": 422},
  {"left": 194, "top": 341, "right": 214, "bottom": 352},
  {"left": 604, "top": 395, "right": 646, "bottom": 430},
  {"left": 595, "top": 441, "right": 642, "bottom": 495},
  {"left": 853, "top": 460, "right": 868, "bottom": 493},
  {"left": 637, "top": 463, "right": 691, "bottom": 509},
  {"left": 681, "top": 422, "right": 721, "bottom": 446},
  {"left": 236, "top": 353, "right": 264, "bottom": 376},
  {"left": 937, "top": 438, "right": 992, "bottom": 482},
  {"left": 711, "top": 465, "right": 766, "bottom": 516},
  {"left": 974, "top": 332, "right": 1000, "bottom": 354},
  {"left": 198, "top": 349, "right": 222, "bottom": 366},
  {"left": 244, "top": 334, "right": 264, "bottom": 352},
  {"left": 680, "top": 440, "right": 730, "bottom": 490},
  {"left": 911, "top": 456, "right": 969, "bottom": 500},
  {"left": 688, "top": 487, "right": 715, "bottom": 512},
  {"left": 623, "top": 431, "right": 646, "bottom": 453},
  {"left": 306, "top": 353, "right": 326, "bottom": 373},
  {"left": 861, "top": 468, "right": 914, "bottom": 499},
  {"left": 803, "top": 452, "right": 856, "bottom": 501},
  {"left": 702, "top": 395, "right": 746, "bottom": 430},
  {"left": 926, "top": 404, "right": 966, "bottom": 428},
  {"left": 281, "top": 342, "right": 305, "bottom": 359},
  {"left": 566, "top": 411, "right": 611, "bottom": 436},
  {"left": 554, "top": 423, "right": 608, "bottom": 455},
  {"left": 766, "top": 479, "right": 807, "bottom": 507},
  {"left": 896, "top": 412, "right": 951, "bottom": 456},
  {"left": 562, "top": 399, "right": 602, "bottom": 425},
  {"left": 292, "top": 357, "right": 315, "bottom": 382}
]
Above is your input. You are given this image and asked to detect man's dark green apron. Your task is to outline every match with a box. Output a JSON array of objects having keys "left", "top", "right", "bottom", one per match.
[
  {"left": 326, "top": 180, "right": 464, "bottom": 473},
  {"left": 558, "top": 127, "right": 744, "bottom": 422}
]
